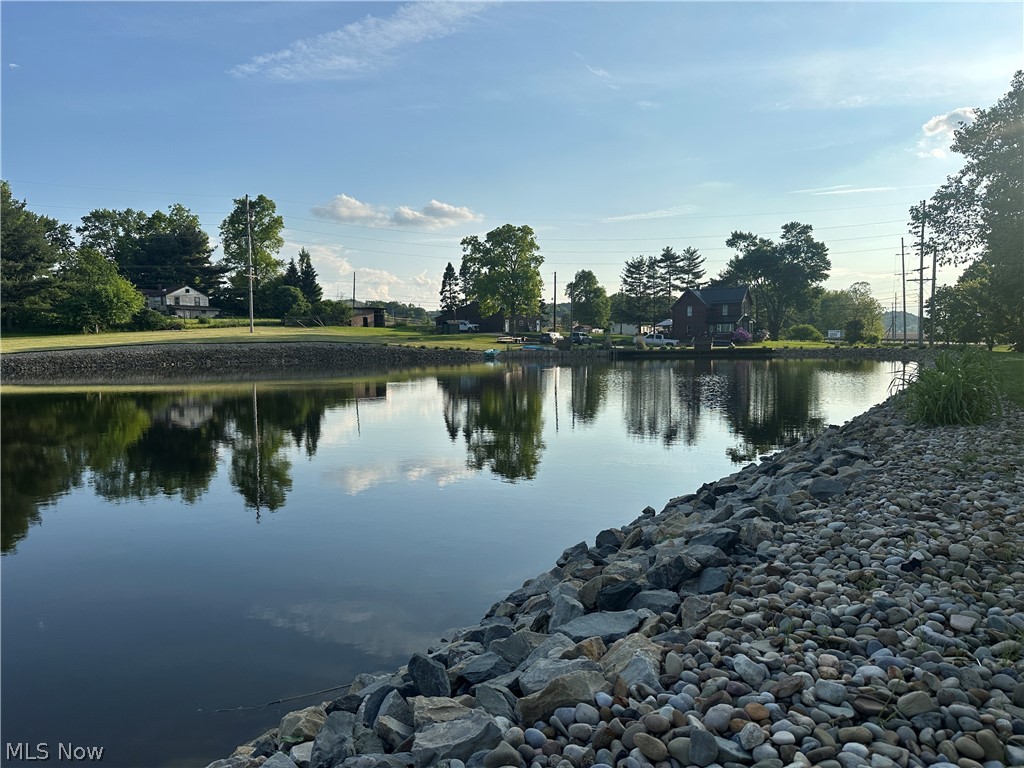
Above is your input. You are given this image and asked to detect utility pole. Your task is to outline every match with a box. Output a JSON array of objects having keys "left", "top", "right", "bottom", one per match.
[
  {"left": 900, "top": 238, "right": 907, "bottom": 344},
  {"left": 245, "top": 194, "right": 255, "bottom": 334},
  {"left": 917, "top": 201, "right": 926, "bottom": 349},
  {"left": 351, "top": 273, "right": 356, "bottom": 311},
  {"left": 553, "top": 272, "right": 557, "bottom": 331},
  {"left": 929, "top": 243, "right": 938, "bottom": 347}
]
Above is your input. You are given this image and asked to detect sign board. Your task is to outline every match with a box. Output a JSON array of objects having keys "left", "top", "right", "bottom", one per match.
[{"left": 827, "top": 330, "right": 843, "bottom": 339}]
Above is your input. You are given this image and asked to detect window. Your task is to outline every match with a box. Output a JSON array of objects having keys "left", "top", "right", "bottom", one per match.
[
  {"left": 686, "top": 306, "right": 693, "bottom": 317},
  {"left": 722, "top": 304, "right": 728, "bottom": 316},
  {"left": 174, "top": 297, "right": 181, "bottom": 305}
]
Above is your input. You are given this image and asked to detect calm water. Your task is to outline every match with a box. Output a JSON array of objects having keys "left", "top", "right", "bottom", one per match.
[{"left": 1, "top": 359, "right": 908, "bottom": 767}]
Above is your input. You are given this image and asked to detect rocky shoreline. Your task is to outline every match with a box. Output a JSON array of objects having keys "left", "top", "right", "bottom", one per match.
[{"left": 205, "top": 391, "right": 1024, "bottom": 768}]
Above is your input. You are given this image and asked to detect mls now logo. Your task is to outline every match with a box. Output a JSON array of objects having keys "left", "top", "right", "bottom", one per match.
[{"left": 6, "top": 743, "right": 105, "bottom": 761}]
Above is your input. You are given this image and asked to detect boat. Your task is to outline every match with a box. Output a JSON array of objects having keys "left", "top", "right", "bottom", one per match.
[{"left": 482, "top": 348, "right": 501, "bottom": 360}]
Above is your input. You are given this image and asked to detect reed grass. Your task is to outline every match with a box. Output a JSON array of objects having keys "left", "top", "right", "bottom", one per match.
[{"left": 894, "top": 347, "right": 1003, "bottom": 425}]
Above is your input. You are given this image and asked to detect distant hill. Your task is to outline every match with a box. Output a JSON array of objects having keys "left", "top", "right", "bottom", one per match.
[{"left": 883, "top": 311, "right": 920, "bottom": 335}]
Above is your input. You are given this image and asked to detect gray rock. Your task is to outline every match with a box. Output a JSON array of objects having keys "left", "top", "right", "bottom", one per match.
[
  {"left": 689, "top": 729, "right": 718, "bottom": 767},
  {"left": 374, "top": 715, "right": 414, "bottom": 752},
  {"left": 289, "top": 742, "right": 313, "bottom": 768},
  {"left": 548, "top": 594, "right": 585, "bottom": 630},
  {"left": 626, "top": 589, "right": 680, "bottom": 614},
  {"left": 732, "top": 653, "right": 766, "bottom": 687},
  {"left": 647, "top": 552, "right": 702, "bottom": 590},
  {"left": 519, "top": 658, "right": 600, "bottom": 696},
  {"left": 279, "top": 707, "right": 327, "bottom": 747},
  {"left": 807, "top": 476, "right": 845, "bottom": 500},
  {"left": 375, "top": 689, "right": 412, "bottom": 727},
  {"left": 310, "top": 712, "right": 357, "bottom": 768},
  {"left": 696, "top": 567, "right": 729, "bottom": 594},
  {"left": 472, "top": 684, "right": 517, "bottom": 721},
  {"left": 595, "top": 579, "right": 641, "bottom": 611},
  {"left": 263, "top": 753, "right": 298, "bottom": 768},
  {"left": 688, "top": 527, "right": 739, "bottom": 552},
  {"left": 411, "top": 710, "right": 501, "bottom": 767},
  {"left": 814, "top": 680, "right": 848, "bottom": 705},
  {"left": 409, "top": 653, "right": 451, "bottom": 698},
  {"left": 453, "top": 652, "right": 513, "bottom": 685},
  {"left": 408, "top": 696, "right": 472, "bottom": 729},
  {"left": 555, "top": 611, "right": 641, "bottom": 643},
  {"left": 515, "top": 670, "right": 611, "bottom": 724},
  {"left": 489, "top": 630, "right": 548, "bottom": 666}
]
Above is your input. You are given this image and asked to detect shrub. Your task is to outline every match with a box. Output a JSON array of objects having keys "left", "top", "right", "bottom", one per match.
[
  {"left": 894, "top": 348, "right": 1002, "bottom": 426},
  {"left": 755, "top": 329, "right": 771, "bottom": 342},
  {"left": 784, "top": 324, "right": 824, "bottom": 342},
  {"left": 197, "top": 316, "right": 211, "bottom": 326},
  {"left": 731, "top": 328, "right": 752, "bottom": 344},
  {"left": 131, "top": 308, "right": 184, "bottom": 331}
]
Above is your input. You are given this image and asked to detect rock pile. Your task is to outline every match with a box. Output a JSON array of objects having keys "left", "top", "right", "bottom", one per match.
[{"left": 206, "top": 394, "right": 1024, "bottom": 768}]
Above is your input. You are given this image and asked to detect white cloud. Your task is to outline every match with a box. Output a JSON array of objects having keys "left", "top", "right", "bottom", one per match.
[
  {"left": 8, "top": 63, "right": 20, "bottom": 69},
  {"left": 230, "top": 2, "right": 484, "bottom": 81},
  {"left": 915, "top": 107, "right": 977, "bottom": 158},
  {"left": 636, "top": 100, "right": 659, "bottom": 110},
  {"left": 789, "top": 184, "right": 896, "bottom": 196},
  {"left": 312, "top": 193, "right": 480, "bottom": 229},
  {"left": 604, "top": 204, "right": 700, "bottom": 222}
]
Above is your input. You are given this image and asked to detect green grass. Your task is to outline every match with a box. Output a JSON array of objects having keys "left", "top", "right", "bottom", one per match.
[
  {"left": 992, "top": 351, "right": 1024, "bottom": 407},
  {"left": 896, "top": 347, "right": 1004, "bottom": 425},
  {"left": 0, "top": 325, "right": 513, "bottom": 354}
]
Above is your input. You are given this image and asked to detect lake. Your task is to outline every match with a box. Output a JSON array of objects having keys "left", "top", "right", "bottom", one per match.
[{"left": 0, "top": 358, "right": 909, "bottom": 767}]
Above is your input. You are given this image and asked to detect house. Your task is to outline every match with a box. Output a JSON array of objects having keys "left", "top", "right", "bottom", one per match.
[
  {"left": 142, "top": 286, "right": 220, "bottom": 319},
  {"left": 671, "top": 286, "right": 753, "bottom": 342},
  {"left": 350, "top": 306, "right": 387, "bottom": 328},
  {"left": 435, "top": 301, "right": 542, "bottom": 335}
]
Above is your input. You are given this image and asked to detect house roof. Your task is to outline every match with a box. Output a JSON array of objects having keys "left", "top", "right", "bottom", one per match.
[
  {"left": 683, "top": 286, "right": 750, "bottom": 305},
  {"left": 140, "top": 285, "right": 206, "bottom": 297}
]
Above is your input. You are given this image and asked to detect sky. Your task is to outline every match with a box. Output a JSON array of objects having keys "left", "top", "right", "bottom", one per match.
[{"left": 2, "top": 1, "right": 1021, "bottom": 314}]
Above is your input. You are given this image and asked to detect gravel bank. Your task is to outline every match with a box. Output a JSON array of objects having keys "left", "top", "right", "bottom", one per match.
[
  {"left": 205, "top": 393, "right": 1024, "bottom": 768},
  {"left": 0, "top": 342, "right": 482, "bottom": 385}
]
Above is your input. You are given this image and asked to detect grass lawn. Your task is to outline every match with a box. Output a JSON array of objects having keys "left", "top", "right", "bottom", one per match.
[
  {"left": 0, "top": 325, "right": 510, "bottom": 354},
  {"left": 993, "top": 351, "right": 1024, "bottom": 407}
]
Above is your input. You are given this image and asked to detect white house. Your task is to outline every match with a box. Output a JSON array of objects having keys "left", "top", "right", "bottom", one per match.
[{"left": 141, "top": 286, "right": 220, "bottom": 319}]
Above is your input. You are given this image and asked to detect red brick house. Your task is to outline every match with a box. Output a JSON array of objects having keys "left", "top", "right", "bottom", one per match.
[{"left": 671, "top": 286, "right": 753, "bottom": 342}]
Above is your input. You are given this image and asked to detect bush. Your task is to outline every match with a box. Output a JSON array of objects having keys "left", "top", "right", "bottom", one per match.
[
  {"left": 755, "top": 329, "right": 771, "bottom": 342},
  {"left": 731, "top": 328, "right": 752, "bottom": 344},
  {"left": 197, "top": 316, "right": 211, "bottom": 326},
  {"left": 783, "top": 324, "right": 824, "bottom": 342},
  {"left": 894, "top": 348, "right": 1002, "bottom": 425},
  {"left": 131, "top": 308, "right": 184, "bottom": 331}
]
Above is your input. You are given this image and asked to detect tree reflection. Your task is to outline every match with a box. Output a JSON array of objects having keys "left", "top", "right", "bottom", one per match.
[
  {"left": 438, "top": 366, "right": 546, "bottom": 482},
  {"left": 0, "top": 383, "right": 383, "bottom": 549}
]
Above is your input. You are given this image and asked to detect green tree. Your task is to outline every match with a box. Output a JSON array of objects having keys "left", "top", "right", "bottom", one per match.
[
  {"left": 656, "top": 247, "right": 684, "bottom": 301},
  {"left": 458, "top": 257, "right": 480, "bottom": 303},
  {"left": 439, "top": 261, "right": 459, "bottom": 314},
  {"left": 460, "top": 224, "right": 544, "bottom": 323},
  {"left": 620, "top": 256, "right": 659, "bottom": 329},
  {"left": 1, "top": 181, "right": 74, "bottom": 328},
  {"left": 52, "top": 247, "right": 144, "bottom": 332},
  {"left": 311, "top": 299, "right": 353, "bottom": 326},
  {"left": 811, "top": 282, "right": 883, "bottom": 341},
  {"left": 282, "top": 258, "right": 301, "bottom": 290},
  {"left": 564, "top": 269, "right": 611, "bottom": 329},
  {"left": 297, "top": 248, "right": 322, "bottom": 304},
  {"left": 912, "top": 71, "right": 1023, "bottom": 348},
  {"left": 679, "top": 247, "right": 706, "bottom": 289},
  {"left": 219, "top": 194, "right": 285, "bottom": 313},
  {"left": 717, "top": 222, "right": 831, "bottom": 339},
  {"left": 78, "top": 204, "right": 224, "bottom": 292}
]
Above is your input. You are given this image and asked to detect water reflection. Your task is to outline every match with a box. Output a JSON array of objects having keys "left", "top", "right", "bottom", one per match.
[{"left": 1, "top": 360, "right": 888, "bottom": 553}]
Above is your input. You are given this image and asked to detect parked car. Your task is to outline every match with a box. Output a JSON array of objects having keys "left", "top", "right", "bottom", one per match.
[
  {"left": 571, "top": 331, "right": 592, "bottom": 344},
  {"left": 455, "top": 320, "right": 480, "bottom": 332},
  {"left": 636, "top": 333, "right": 679, "bottom": 347},
  {"left": 540, "top": 332, "right": 563, "bottom": 344}
]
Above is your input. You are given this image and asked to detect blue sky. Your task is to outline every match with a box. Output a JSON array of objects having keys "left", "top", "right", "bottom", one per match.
[{"left": 3, "top": 1, "right": 1021, "bottom": 312}]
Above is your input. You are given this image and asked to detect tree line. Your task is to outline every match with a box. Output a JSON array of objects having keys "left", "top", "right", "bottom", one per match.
[{"left": 0, "top": 189, "right": 345, "bottom": 332}]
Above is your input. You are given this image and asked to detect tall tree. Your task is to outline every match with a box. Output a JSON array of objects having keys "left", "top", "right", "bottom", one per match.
[
  {"left": 679, "top": 246, "right": 706, "bottom": 289},
  {"left": 282, "top": 258, "right": 301, "bottom": 289},
  {"left": 912, "top": 70, "right": 1023, "bottom": 348},
  {"left": 458, "top": 256, "right": 480, "bottom": 303},
  {"left": 78, "top": 204, "right": 224, "bottom": 292},
  {"left": 656, "top": 247, "right": 684, "bottom": 301},
  {"left": 717, "top": 222, "right": 831, "bottom": 339},
  {"left": 564, "top": 269, "right": 611, "bottom": 329},
  {"left": 219, "top": 194, "right": 285, "bottom": 312},
  {"left": 51, "top": 247, "right": 144, "bottom": 333},
  {"left": 1, "top": 181, "right": 73, "bottom": 328},
  {"left": 620, "top": 256, "right": 660, "bottom": 329},
  {"left": 460, "top": 224, "right": 544, "bottom": 323},
  {"left": 297, "top": 248, "right": 322, "bottom": 304},
  {"left": 439, "top": 261, "right": 459, "bottom": 315}
]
